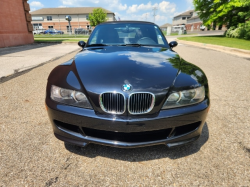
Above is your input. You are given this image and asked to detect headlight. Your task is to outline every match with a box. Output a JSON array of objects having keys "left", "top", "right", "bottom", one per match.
[
  {"left": 50, "top": 85, "right": 92, "bottom": 109},
  {"left": 162, "top": 86, "right": 205, "bottom": 109}
]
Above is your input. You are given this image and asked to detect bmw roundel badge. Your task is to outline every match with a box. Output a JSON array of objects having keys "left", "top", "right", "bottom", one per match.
[{"left": 122, "top": 84, "right": 132, "bottom": 92}]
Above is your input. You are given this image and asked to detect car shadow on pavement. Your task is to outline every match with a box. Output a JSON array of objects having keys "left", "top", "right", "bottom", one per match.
[{"left": 65, "top": 123, "right": 209, "bottom": 161}]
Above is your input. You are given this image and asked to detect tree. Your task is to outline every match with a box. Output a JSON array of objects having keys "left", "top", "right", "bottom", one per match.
[
  {"left": 238, "top": 0, "right": 250, "bottom": 21},
  {"left": 194, "top": 0, "right": 250, "bottom": 29},
  {"left": 88, "top": 8, "right": 108, "bottom": 27}
]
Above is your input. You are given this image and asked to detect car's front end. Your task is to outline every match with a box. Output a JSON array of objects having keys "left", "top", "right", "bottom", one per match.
[
  {"left": 46, "top": 95, "right": 209, "bottom": 148},
  {"left": 46, "top": 21, "right": 210, "bottom": 148}
]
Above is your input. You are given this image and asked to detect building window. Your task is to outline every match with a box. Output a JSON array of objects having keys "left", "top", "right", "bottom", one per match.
[
  {"left": 86, "top": 15, "right": 89, "bottom": 20},
  {"left": 33, "top": 23, "right": 42, "bottom": 30},
  {"left": 47, "top": 16, "right": 52, "bottom": 21},
  {"left": 182, "top": 17, "right": 186, "bottom": 20},
  {"left": 48, "top": 26, "right": 53, "bottom": 29},
  {"left": 32, "top": 17, "right": 44, "bottom": 21}
]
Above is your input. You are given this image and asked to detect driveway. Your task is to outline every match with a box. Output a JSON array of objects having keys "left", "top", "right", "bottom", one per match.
[
  {"left": 0, "top": 44, "right": 249, "bottom": 186},
  {"left": 0, "top": 43, "right": 80, "bottom": 79}
]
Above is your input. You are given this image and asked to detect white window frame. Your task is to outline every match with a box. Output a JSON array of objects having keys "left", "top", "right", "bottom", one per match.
[{"left": 47, "top": 16, "right": 52, "bottom": 21}]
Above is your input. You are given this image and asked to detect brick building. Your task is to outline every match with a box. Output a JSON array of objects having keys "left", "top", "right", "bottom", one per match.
[
  {"left": 185, "top": 13, "right": 227, "bottom": 31},
  {"left": 0, "top": 0, "right": 34, "bottom": 48},
  {"left": 185, "top": 13, "right": 203, "bottom": 31},
  {"left": 31, "top": 7, "right": 115, "bottom": 33},
  {"left": 172, "top": 10, "right": 194, "bottom": 26},
  {"left": 172, "top": 10, "right": 227, "bottom": 31}
]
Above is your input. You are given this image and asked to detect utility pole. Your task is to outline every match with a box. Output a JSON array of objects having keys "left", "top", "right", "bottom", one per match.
[{"left": 152, "top": 7, "right": 158, "bottom": 23}]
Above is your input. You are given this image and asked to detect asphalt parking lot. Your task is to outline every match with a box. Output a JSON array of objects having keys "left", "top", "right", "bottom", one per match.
[{"left": 0, "top": 44, "right": 249, "bottom": 186}]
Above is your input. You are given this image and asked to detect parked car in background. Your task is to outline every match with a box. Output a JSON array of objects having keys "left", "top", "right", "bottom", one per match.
[
  {"left": 172, "top": 25, "right": 186, "bottom": 33},
  {"left": 33, "top": 29, "right": 46, "bottom": 35},
  {"left": 44, "top": 29, "right": 64, "bottom": 35},
  {"left": 75, "top": 28, "right": 88, "bottom": 35},
  {"left": 200, "top": 25, "right": 206, "bottom": 31}
]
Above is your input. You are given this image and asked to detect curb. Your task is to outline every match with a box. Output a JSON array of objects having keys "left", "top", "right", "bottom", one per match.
[{"left": 176, "top": 39, "right": 250, "bottom": 58}]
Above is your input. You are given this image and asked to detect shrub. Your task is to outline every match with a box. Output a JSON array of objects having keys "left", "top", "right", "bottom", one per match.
[
  {"left": 244, "top": 31, "right": 250, "bottom": 40},
  {"left": 225, "top": 27, "right": 235, "bottom": 38},
  {"left": 244, "top": 21, "right": 250, "bottom": 40},
  {"left": 225, "top": 21, "right": 250, "bottom": 40},
  {"left": 232, "top": 27, "right": 246, "bottom": 38}
]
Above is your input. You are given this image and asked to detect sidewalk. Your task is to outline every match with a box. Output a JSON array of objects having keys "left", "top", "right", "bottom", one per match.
[{"left": 0, "top": 43, "right": 80, "bottom": 79}]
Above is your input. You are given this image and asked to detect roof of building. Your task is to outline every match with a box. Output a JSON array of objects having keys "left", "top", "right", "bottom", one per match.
[
  {"left": 160, "top": 23, "right": 172, "bottom": 28},
  {"left": 31, "top": 7, "right": 114, "bottom": 15},
  {"left": 187, "top": 15, "right": 199, "bottom": 20},
  {"left": 173, "top": 10, "right": 194, "bottom": 18}
]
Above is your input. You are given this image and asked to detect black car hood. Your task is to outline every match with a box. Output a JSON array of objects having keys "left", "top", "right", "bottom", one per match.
[{"left": 74, "top": 46, "right": 179, "bottom": 94}]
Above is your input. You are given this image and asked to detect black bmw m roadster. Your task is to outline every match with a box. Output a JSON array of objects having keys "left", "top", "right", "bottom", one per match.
[{"left": 46, "top": 21, "right": 210, "bottom": 148}]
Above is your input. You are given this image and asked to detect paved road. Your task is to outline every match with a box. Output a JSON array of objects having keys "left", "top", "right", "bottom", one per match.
[
  {"left": 0, "top": 44, "right": 249, "bottom": 186},
  {"left": 0, "top": 43, "right": 80, "bottom": 79}
]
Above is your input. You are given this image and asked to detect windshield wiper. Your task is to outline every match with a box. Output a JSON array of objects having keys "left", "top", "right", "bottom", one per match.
[
  {"left": 87, "top": 44, "right": 109, "bottom": 47},
  {"left": 118, "top": 44, "right": 142, "bottom": 47}
]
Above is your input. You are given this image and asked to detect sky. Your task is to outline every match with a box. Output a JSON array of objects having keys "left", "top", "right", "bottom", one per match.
[{"left": 29, "top": 0, "right": 194, "bottom": 26}]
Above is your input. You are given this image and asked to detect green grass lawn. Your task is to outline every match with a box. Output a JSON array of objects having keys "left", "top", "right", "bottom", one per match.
[
  {"left": 34, "top": 38, "right": 88, "bottom": 43},
  {"left": 170, "top": 33, "right": 179, "bottom": 36},
  {"left": 178, "top": 36, "right": 250, "bottom": 50},
  {"left": 34, "top": 34, "right": 89, "bottom": 38},
  {"left": 170, "top": 33, "right": 197, "bottom": 36}
]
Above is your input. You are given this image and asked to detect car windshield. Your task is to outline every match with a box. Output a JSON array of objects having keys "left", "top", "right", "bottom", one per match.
[{"left": 87, "top": 23, "right": 169, "bottom": 47}]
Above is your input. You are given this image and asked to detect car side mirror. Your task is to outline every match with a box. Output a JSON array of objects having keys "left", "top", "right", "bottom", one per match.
[
  {"left": 169, "top": 41, "right": 178, "bottom": 48},
  {"left": 78, "top": 41, "right": 86, "bottom": 48}
]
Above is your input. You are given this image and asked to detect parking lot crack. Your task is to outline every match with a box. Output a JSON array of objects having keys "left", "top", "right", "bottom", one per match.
[
  {"left": 64, "top": 163, "right": 72, "bottom": 170},
  {"left": 45, "top": 177, "right": 58, "bottom": 187},
  {"left": 239, "top": 142, "right": 250, "bottom": 157}
]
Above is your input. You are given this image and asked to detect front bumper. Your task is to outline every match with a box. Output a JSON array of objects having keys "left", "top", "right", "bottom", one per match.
[{"left": 46, "top": 98, "right": 209, "bottom": 148}]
